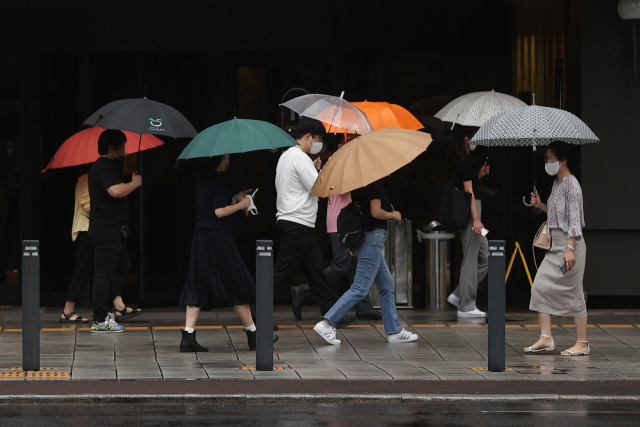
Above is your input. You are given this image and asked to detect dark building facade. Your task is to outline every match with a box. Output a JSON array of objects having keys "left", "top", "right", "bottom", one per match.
[{"left": 0, "top": 0, "right": 635, "bottom": 307}]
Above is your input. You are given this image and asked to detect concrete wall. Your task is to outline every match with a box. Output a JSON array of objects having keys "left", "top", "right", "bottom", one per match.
[{"left": 580, "top": 1, "right": 640, "bottom": 295}]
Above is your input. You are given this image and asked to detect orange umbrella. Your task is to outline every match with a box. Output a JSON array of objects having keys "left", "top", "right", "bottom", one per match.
[
  {"left": 43, "top": 127, "right": 164, "bottom": 172},
  {"left": 312, "top": 128, "right": 432, "bottom": 197},
  {"left": 323, "top": 101, "right": 423, "bottom": 133}
]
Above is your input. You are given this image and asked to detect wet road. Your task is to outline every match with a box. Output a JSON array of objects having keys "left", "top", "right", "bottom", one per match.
[{"left": 0, "top": 401, "right": 639, "bottom": 426}]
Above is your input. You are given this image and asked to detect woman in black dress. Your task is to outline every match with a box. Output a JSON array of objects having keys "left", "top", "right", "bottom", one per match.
[{"left": 179, "top": 155, "right": 276, "bottom": 352}]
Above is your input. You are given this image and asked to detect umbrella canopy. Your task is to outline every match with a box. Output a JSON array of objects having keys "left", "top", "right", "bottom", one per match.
[
  {"left": 311, "top": 128, "right": 432, "bottom": 197},
  {"left": 470, "top": 105, "right": 600, "bottom": 148},
  {"left": 323, "top": 101, "right": 423, "bottom": 133},
  {"left": 435, "top": 90, "right": 527, "bottom": 128},
  {"left": 42, "top": 127, "right": 164, "bottom": 172},
  {"left": 177, "top": 118, "right": 298, "bottom": 160},
  {"left": 84, "top": 98, "right": 197, "bottom": 139},
  {"left": 281, "top": 92, "right": 374, "bottom": 135}
]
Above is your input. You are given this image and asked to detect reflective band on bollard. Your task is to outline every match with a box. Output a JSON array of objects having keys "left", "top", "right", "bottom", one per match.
[
  {"left": 256, "top": 240, "right": 273, "bottom": 371},
  {"left": 22, "top": 240, "right": 40, "bottom": 372},
  {"left": 488, "top": 240, "right": 506, "bottom": 372}
]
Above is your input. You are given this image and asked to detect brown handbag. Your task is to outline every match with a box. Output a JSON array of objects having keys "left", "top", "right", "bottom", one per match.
[{"left": 532, "top": 221, "right": 551, "bottom": 269}]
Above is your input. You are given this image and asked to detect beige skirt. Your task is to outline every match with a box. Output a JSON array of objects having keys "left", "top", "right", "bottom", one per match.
[{"left": 529, "top": 229, "right": 587, "bottom": 318}]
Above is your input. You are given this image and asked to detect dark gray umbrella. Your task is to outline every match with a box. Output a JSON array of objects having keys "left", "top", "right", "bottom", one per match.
[{"left": 84, "top": 98, "right": 197, "bottom": 139}]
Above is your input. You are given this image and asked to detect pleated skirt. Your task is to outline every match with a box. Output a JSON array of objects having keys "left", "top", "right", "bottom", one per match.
[
  {"left": 179, "top": 229, "right": 256, "bottom": 309},
  {"left": 529, "top": 229, "right": 587, "bottom": 318}
]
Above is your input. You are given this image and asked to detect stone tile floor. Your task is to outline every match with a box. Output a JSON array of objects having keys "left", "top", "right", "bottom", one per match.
[{"left": 1, "top": 305, "right": 639, "bottom": 381}]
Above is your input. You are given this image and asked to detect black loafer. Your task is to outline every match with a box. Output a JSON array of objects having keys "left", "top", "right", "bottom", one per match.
[
  {"left": 335, "top": 314, "right": 358, "bottom": 329},
  {"left": 290, "top": 286, "right": 303, "bottom": 321}
]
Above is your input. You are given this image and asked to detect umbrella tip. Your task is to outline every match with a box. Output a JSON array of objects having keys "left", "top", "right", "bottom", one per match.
[
  {"left": 532, "top": 94, "right": 536, "bottom": 105},
  {"left": 340, "top": 91, "right": 345, "bottom": 99}
]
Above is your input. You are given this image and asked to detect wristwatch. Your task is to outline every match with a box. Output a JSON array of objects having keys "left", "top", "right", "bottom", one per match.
[{"left": 567, "top": 245, "right": 574, "bottom": 251}]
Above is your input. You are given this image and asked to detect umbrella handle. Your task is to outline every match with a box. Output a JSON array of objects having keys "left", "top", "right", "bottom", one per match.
[
  {"left": 243, "top": 191, "right": 249, "bottom": 217},
  {"left": 523, "top": 183, "right": 537, "bottom": 208}
]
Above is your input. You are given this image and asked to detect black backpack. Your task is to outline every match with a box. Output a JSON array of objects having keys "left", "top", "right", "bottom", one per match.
[{"left": 337, "top": 201, "right": 366, "bottom": 249}]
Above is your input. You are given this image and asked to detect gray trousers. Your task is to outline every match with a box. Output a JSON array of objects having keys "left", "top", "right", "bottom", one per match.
[
  {"left": 453, "top": 200, "right": 489, "bottom": 312},
  {"left": 298, "top": 233, "right": 374, "bottom": 313}
]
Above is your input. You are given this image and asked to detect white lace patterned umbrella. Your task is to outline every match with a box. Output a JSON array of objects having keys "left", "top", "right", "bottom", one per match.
[
  {"left": 435, "top": 90, "right": 527, "bottom": 128},
  {"left": 470, "top": 105, "right": 600, "bottom": 150},
  {"left": 281, "top": 92, "right": 374, "bottom": 134}
]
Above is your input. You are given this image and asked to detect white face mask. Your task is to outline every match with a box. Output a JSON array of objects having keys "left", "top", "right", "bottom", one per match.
[
  {"left": 307, "top": 137, "right": 323, "bottom": 155},
  {"left": 545, "top": 160, "right": 562, "bottom": 176},
  {"left": 469, "top": 144, "right": 477, "bottom": 151}
]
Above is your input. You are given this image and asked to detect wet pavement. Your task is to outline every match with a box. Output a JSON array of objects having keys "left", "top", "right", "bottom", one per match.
[
  {"left": 1, "top": 401, "right": 640, "bottom": 426},
  {"left": 0, "top": 305, "right": 639, "bottom": 382}
]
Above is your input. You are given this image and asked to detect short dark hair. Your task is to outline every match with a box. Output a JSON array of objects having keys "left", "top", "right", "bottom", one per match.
[
  {"left": 97, "top": 129, "right": 126, "bottom": 155},
  {"left": 546, "top": 140, "right": 578, "bottom": 173},
  {"left": 446, "top": 125, "right": 477, "bottom": 161},
  {"left": 295, "top": 117, "right": 326, "bottom": 140},
  {"left": 192, "top": 155, "right": 224, "bottom": 181}
]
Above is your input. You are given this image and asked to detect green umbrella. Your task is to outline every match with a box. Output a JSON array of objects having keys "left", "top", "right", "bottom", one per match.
[{"left": 177, "top": 118, "right": 298, "bottom": 160}]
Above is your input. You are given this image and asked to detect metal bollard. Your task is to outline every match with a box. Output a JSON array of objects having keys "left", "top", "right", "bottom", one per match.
[
  {"left": 256, "top": 240, "right": 273, "bottom": 371},
  {"left": 488, "top": 240, "right": 506, "bottom": 372},
  {"left": 22, "top": 240, "right": 40, "bottom": 372}
]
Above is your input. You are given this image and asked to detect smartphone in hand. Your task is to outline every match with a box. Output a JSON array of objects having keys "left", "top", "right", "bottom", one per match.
[{"left": 559, "top": 261, "right": 575, "bottom": 275}]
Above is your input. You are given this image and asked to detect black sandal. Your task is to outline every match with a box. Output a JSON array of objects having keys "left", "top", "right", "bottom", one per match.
[
  {"left": 59, "top": 312, "right": 89, "bottom": 324},
  {"left": 114, "top": 307, "right": 142, "bottom": 321}
]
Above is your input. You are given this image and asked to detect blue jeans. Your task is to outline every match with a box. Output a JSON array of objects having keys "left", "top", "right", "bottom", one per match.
[{"left": 324, "top": 229, "right": 402, "bottom": 335}]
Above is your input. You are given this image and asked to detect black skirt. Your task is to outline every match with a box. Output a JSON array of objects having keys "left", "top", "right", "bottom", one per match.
[{"left": 179, "top": 229, "right": 256, "bottom": 309}]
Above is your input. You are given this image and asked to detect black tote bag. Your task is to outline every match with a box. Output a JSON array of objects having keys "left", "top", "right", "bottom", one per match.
[{"left": 435, "top": 159, "right": 472, "bottom": 229}]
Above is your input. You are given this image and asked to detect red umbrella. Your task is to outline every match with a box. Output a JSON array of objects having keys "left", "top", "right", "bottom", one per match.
[{"left": 42, "top": 127, "right": 164, "bottom": 172}]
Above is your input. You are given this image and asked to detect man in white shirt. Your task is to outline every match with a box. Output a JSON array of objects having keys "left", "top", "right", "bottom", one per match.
[{"left": 274, "top": 117, "right": 357, "bottom": 328}]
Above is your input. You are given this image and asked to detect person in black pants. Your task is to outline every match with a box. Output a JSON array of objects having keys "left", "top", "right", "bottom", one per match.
[
  {"left": 273, "top": 117, "right": 356, "bottom": 328},
  {"left": 88, "top": 130, "right": 142, "bottom": 333},
  {"left": 60, "top": 168, "right": 141, "bottom": 324}
]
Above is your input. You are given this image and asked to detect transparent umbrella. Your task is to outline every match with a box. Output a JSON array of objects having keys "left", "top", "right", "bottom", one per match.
[{"left": 281, "top": 92, "right": 374, "bottom": 135}]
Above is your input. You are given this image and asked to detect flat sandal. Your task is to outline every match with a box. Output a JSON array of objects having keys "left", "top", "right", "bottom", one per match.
[
  {"left": 561, "top": 340, "right": 590, "bottom": 356},
  {"left": 524, "top": 334, "right": 555, "bottom": 352}
]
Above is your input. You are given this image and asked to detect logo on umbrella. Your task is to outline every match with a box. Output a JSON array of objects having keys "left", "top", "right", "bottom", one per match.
[{"left": 149, "top": 118, "right": 165, "bottom": 132}]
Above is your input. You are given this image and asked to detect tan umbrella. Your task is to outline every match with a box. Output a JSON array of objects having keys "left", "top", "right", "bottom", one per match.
[{"left": 311, "top": 128, "right": 432, "bottom": 198}]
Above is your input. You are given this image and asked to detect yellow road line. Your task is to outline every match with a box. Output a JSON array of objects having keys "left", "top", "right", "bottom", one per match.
[
  {"left": 449, "top": 324, "right": 485, "bottom": 328},
  {"left": 597, "top": 324, "right": 635, "bottom": 328},
  {"left": 412, "top": 324, "right": 446, "bottom": 327}
]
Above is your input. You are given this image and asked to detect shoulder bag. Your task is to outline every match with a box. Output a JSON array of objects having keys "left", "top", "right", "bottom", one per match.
[
  {"left": 532, "top": 221, "right": 551, "bottom": 269},
  {"left": 435, "top": 158, "right": 472, "bottom": 229}
]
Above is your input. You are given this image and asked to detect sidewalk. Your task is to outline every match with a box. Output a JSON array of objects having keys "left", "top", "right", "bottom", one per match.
[{"left": 1, "top": 305, "right": 639, "bottom": 382}]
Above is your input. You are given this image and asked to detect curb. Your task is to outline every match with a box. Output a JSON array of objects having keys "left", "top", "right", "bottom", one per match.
[{"left": 2, "top": 394, "right": 640, "bottom": 404}]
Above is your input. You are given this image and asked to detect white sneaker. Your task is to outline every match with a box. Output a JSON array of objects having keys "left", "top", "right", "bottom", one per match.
[
  {"left": 447, "top": 293, "right": 460, "bottom": 308},
  {"left": 388, "top": 328, "right": 419, "bottom": 343},
  {"left": 313, "top": 321, "right": 341, "bottom": 345},
  {"left": 457, "top": 307, "right": 486, "bottom": 318}
]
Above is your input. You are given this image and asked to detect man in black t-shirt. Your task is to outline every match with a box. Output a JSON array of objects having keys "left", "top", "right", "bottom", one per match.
[{"left": 88, "top": 130, "right": 142, "bottom": 332}]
